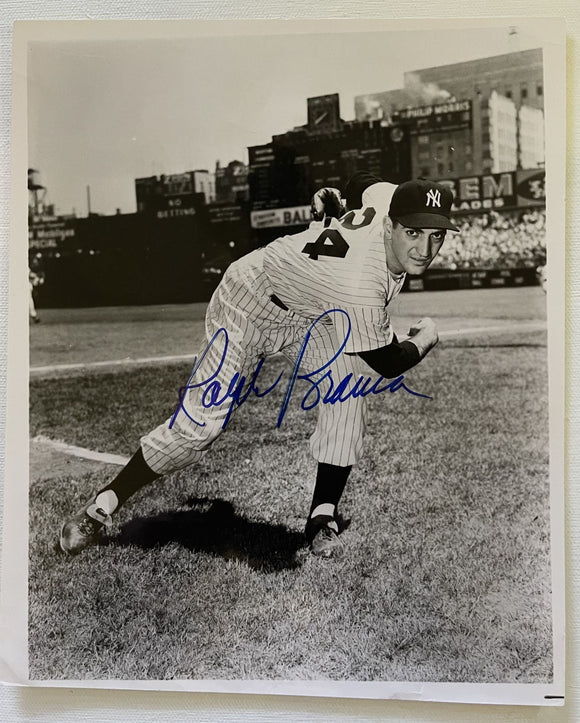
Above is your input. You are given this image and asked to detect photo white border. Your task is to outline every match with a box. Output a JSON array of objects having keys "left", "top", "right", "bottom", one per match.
[{"left": 0, "top": 16, "right": 567, "bottom": 708}]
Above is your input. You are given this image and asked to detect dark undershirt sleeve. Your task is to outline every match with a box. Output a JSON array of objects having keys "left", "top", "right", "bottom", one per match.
[
  {"left": 344, "top": 171, "right": 384, "bottom": 210},
  {"left": 357, "top": 340, "right": 421, "bottom": 379}
]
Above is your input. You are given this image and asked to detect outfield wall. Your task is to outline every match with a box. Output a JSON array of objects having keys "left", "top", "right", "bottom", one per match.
[
  {"left": 31, "top": 263, "right": 541, "bottom": 309},
  {"left": 404, "top": 266, "right": 540, "bottom": 292},
  {"left": 29, "top": 196, "right": 544, "bottom": 307}
]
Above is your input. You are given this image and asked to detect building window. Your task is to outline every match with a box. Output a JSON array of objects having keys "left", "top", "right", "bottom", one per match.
[
  {"left": 448, "top": 162, "right": 454, "bottom": 173},
  {"left": 465, "top": 160, "right": 473, "bottom": 172},
  {"left": 505, "top": 89, "right": 512, "bottom": 100},
  {"left": 537, "top": 82, "right": 543, "bottom": 96},
  {"left": 437, "top": 163, "right": 445, "bottom": 176},
  {"left": 420, "top": 167, "right": 431, "bottom": 177},
  {"left": 418, "top": 134, "right": 430, "bottom": 145},
  {"left": 521, "top": 82, "right": 528, "bottom": 100}
]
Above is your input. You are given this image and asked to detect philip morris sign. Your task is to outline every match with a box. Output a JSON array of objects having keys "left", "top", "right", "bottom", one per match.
[{"left": 395, "top": 100, "right": 472, "bottom": 135}]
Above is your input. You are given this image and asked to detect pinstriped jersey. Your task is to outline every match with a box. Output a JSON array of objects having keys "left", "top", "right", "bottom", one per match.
[{"left": 263, "top": 182, "right": 404, "bottom": 354}]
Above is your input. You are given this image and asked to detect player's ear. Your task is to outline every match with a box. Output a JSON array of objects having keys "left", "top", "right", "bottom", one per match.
[{"left": 383, "top": 215, "right": 393, "bottom": 239}]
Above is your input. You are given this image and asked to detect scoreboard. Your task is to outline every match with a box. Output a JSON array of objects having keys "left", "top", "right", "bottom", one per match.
[{"left": 248, "top": 121, "right": 412, "bottom": 214}]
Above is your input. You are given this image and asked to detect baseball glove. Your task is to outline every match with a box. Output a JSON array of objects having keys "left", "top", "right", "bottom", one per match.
[{"left": 310, "top": 187, "right": 346, "bottom": 221}]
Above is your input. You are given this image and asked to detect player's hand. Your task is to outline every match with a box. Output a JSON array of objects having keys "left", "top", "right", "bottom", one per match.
[
  {"left": 311, "top": 187, "right": 346, "bottom": 221},
  {"left": 407, "top": 317, "right": 439, "bottom": 357}
]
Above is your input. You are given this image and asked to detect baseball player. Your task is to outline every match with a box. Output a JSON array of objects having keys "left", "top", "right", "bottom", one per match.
[
  {"left": 29, "top": 265, "right": 44, "bottom": 324},
  {"left": 60, "top": 175, "right": 458, "bottom": 558}
]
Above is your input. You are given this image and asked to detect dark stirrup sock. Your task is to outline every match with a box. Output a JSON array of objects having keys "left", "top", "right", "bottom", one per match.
[
  {"left": 309, "top": 462, "right": 352, "bottom": 517},
  {"left": 97, "top": 447, "right": 161, "bottom": 508}
]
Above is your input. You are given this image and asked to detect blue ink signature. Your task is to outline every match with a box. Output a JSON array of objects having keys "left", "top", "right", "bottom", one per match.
[{"left": 169, "top": 309, "right": 431, "bottom": 431}]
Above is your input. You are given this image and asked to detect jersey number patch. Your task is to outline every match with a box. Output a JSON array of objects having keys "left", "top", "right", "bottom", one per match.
[
  {"left": 302, "top": 229, "right": 349, "bottom": 261},
  {"left": 301, "top": 207, "right": 376, "bottom": 260}
]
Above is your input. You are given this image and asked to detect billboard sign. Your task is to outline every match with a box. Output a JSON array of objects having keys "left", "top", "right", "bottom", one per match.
[
  {"left": 516, "top": 169, "right": 546, "bottom": 206},
  {"left": 208, "top": 205, "right": 244, "bottom": 224},
  {"left": 250, "top": 205, "right": 311, "bottom": 229},
  {"left": 29, "top": 219, "right": 76, "bottom": 248},
  {"left": 161, "top": 172, "right": 193, "bottom": 195},
  {"left": 395, "top": 100, "right": 472, "bottom": 135},
  {"left": 136, "top": 172, "right": 199, "bottom": 215},
  {"left": 438, "top": 170, "right": 546, "bottom": 212},
  {"left": 437, "top": 172, "right": 518, "bottom": 212},
  {"left": 155, "top": 203, "right": 197, "bottom": 220},
  {"left": 248, "top": 144, "right": 274, "bottom": 167}
]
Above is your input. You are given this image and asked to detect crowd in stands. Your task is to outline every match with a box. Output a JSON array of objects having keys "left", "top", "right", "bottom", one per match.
[{"left": 432, "top": 208, "right": 546, "bottom": 270}]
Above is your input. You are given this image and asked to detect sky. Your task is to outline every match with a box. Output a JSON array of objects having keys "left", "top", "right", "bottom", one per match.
[{"left": 27, "top": 24, "right": 544, "bottom": 217}]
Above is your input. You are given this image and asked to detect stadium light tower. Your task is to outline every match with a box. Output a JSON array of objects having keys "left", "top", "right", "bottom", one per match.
[
  {"left": 28, "top": 168, "right": 47, "bottom": 217},
  {"left": 508, "top": 26, "right": 520, "bottom": 52}
]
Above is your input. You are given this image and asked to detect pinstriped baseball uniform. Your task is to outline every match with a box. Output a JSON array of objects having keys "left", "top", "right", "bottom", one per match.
[{"left": 141, "top": 181, "right": 403, "bottom": 474}]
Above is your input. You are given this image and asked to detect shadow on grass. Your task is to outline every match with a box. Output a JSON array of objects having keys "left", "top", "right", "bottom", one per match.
[{"left": 114, "top": 497, "right": 305, "bottom": 572}]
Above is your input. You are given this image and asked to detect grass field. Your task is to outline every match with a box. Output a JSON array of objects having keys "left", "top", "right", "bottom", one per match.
[{"left": 28, "top": 286, "right": 552, "bottom": 682}]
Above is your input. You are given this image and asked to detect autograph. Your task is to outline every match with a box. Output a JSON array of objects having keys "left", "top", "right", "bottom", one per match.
[{"left": 169, "top": 309, "right": 431, "bottom": 431}]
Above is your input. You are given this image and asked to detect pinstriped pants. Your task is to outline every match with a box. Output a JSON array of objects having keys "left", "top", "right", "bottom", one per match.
[{"left": 141, "top": 251, "right": 370, "bottom": 474}]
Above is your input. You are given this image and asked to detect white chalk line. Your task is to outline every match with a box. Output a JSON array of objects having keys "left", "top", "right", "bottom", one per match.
[
  {"left": 439, "top": 321, "right": 545, "bottom": 338},
  {"left": 32, "top": 435, "right": 129, "bottom": 466},
  {"left": 31, "top": 320, "right": 546, "bottom": 468},
  {"left": 30, "top": 352, "right": 196, "bottom": 375},
  {"left": 30, "top": 321, "right": 546, "bottom": 376}
]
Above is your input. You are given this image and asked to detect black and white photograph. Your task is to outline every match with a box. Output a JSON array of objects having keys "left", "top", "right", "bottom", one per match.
[{"left": 0, "top": 18, "right": 566, "bottom": 705}]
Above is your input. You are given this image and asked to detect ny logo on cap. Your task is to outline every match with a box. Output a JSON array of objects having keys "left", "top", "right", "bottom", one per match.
[{"left": 425, "top": 189, "right": 441, "bottom": 208}]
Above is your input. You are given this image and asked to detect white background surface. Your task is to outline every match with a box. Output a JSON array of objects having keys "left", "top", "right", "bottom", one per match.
[{"left": 0, "top": 2, "right": 578, "bottom": 721}]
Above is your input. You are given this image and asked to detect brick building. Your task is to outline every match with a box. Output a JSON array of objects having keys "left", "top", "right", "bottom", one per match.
[{"left": 354, "top": 49, "right": 544, "bottom": 179}]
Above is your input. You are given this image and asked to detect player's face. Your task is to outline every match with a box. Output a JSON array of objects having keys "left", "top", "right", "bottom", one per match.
[{"left": 386, "top": 223, "right": 446, "bottom": 275}]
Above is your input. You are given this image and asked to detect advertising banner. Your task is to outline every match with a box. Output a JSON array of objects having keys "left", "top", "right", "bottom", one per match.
[
  {"left": 516, "top": 169, "right": 546, "bottom": 206},
  {"left": 208, "top": 205, "right": 244, "bottom": 224},
  {"left": 28, "top": 219, "right": 76, "bottom": 249},
  {"left": 250, "top": 205, "right": 311, "bottom": 229},
  {"left": 395, "top": 100, "right": 472, "bottom": 135},
  {"left": 438, "top": 170, "right": 546, "bottom": 213},
  {"left": 438, "top": 172, "right": 517, "bottom": 212}
]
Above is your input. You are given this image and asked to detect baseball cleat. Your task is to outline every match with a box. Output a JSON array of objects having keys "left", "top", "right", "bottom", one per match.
[
  {"left": 59, "top": 500, "right": 113, "bottom": 555},
  {"left": 305, "top": 514, "right": 344, "bottom": 558}
]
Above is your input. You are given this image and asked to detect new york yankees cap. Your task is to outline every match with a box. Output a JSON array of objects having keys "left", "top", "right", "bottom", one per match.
[{"left": 389, "top": 179, "right": 459, "bottom": 231}]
